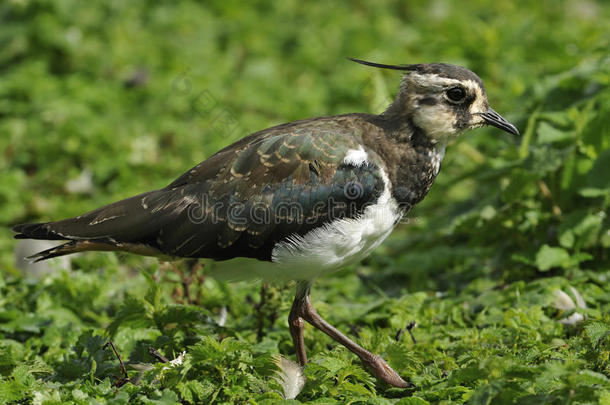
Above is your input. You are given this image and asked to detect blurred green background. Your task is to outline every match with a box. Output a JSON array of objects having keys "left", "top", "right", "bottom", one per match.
[{"left": 1, "top": 0, "right": 609, "bottom": 403}]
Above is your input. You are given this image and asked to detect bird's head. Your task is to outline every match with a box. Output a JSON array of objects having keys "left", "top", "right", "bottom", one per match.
[{"left": 350, "top": 58, "right": 519, "bottom": 144}]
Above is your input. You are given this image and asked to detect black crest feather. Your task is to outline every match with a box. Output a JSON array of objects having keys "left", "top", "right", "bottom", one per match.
[{"left": 348, "top": 58, "right": 420, "bottom": 72}]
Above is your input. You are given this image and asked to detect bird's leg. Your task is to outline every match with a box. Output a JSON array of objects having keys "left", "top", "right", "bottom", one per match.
[
  {"left": 290, "top": 281, "right": 410, "bottom": 388},
  {"left": 288, "top": 291, "right": 308, "bottom": 365}
]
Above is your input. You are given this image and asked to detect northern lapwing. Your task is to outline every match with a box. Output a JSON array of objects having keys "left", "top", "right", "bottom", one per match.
[{"left": 13, "top": 58, "right": 519, "bottom": 388}]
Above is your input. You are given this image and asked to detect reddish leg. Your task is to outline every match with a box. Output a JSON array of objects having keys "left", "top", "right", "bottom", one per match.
[
  {"left": 288, "top": 282, "right": 410, "bottom": 388},
  {"left": 288, "top": 296, "right": 307, "bottom": 366}
]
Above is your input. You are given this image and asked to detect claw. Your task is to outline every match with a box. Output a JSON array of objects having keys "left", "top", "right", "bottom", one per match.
[{"left": 360, "top": 353, "right": 412, "bottom": 388}]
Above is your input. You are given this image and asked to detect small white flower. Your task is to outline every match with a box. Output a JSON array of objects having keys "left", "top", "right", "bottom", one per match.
[
  {"left": 169, "top": 351, "right": 186, "bottom": 366},
  {"left": 553, "top": 286, "right": 587, "bottom": 325},
  {"left": 161, "top": 351, "right": 187, "bottom": 371},
  {"left": 273, "top": 355, "right": 305, "bottom": 400}
]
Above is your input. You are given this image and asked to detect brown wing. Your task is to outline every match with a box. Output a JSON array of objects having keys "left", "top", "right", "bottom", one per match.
[{"left": 13, "top": 115, "right": 387, "bottom": 262}]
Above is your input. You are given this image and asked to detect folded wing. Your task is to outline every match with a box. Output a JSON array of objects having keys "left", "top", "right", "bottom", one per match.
[{"left": 13, "top": 116, "right": 387, "bottom": 262}]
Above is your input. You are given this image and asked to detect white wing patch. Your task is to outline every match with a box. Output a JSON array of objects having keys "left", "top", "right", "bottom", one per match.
[
  {"left": 270, "top": 167, "right": 401, "bottom": 279},
  {"left": 343, "top": 146, "right": 368, "bottom": 167}
]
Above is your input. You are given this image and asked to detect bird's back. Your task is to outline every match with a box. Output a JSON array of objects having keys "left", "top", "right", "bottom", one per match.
[{"left": 14, "top": 113, "right": 396, "bottom": 269}]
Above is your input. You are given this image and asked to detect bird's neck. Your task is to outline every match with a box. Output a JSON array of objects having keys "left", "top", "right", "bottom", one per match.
[
  {"left": 382, "top": 94, "right": 409, "bottom": 128},
  {"left": 359, "top": 113, "right": 446, "bottom": 211}
]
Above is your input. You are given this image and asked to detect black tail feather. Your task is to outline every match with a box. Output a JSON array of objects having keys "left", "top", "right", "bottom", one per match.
[
  {"left": 12, "top": 222, "right": 68, "bottom": 241},
  {"left": 12, "top": 188, "right": 187, "bottom": 261},
  {"left": 26, "top": 241, "right": 79, "bottom": 262}
]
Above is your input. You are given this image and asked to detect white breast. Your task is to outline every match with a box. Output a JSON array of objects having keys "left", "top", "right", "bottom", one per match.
[{"left": 270, "top": 167, "right": 401, "bottom": 280}]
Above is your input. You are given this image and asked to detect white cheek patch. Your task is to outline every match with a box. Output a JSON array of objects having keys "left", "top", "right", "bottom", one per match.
[
  {"left": 413, "top": 105, "right": 457, "bottom": 140},
  {"left": 407, "top": 75, "right": 489, "bottom": 139},
  {"left": 466, "top": 79, "right": 488, "bottom": 115},
  {"left": 343, "top": 146, "right": 368, "bottom": 167}
]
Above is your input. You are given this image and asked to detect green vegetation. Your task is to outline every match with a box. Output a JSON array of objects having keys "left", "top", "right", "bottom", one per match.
[{"left": 1, "top": 0, "right": 609, "bottom": 403}]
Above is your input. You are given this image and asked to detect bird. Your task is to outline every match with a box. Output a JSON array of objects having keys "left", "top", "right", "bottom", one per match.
[{"left": 12, "top": 58, "right": 519, "bottom": 388}]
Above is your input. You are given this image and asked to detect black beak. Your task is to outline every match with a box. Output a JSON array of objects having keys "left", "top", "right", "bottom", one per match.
[{"left": 479, "top": 108, "right": 519, "bottom": 136}]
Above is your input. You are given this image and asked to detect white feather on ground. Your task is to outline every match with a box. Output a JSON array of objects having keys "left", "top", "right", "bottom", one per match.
[
  {"left": 553, "top": 286, "right": 587, "bottom": 325},
  {"left": 273, "top": 355, "right": 305, "bottom": 400}
]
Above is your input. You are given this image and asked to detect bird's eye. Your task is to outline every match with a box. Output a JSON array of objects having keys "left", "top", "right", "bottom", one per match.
[{"left": 446, "top": 87, "right": 466, "bottom": 102}]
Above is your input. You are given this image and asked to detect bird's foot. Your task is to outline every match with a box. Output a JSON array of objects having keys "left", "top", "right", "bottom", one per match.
[{"left": 359, "top": 353, "right": 412, "bottom": 388}]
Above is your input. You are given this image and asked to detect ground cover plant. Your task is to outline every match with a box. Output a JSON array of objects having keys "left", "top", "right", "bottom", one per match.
[{"left": 0, "top": 0, "right": 609, "bottom": 403}]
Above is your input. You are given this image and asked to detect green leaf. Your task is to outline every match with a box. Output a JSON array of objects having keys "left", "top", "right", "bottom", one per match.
[
  {"left": 573, "top": 369, "right": 610, "bottom": 386},
  {"left": 107, "top": 294, "right": 152, "bottom": 336},
  {"left": 585, "top": 322, "right": 610, "bottom": 343},
  {"left": 558, "top": 210, "right": 606, "bottom": 249},
  {"left": 535, "top": 245, "right": 570, "bottom": 271},
  {"left": 536, "top": 121, "right": 574, "bottom": 144},
  {"left": 0, "top": 379, "right": 28, "bottom": 403},
  {"left": 148, "top": 389, "right": 182, "bottom": 405},
  {"left": 501, "top": 170, "right": 537, "bottom": 204},
  {"left": 396, "top": 398, "right": 430, "bottom": 405},
  {"left": 523, "top": 145, "right": 569, "bottom": 176},
  {"left": 176, "top": 380, "right": 215, "bottom": 404},
  {"left": 585, "top": 148, "right": 610, "bottom": 192}
]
